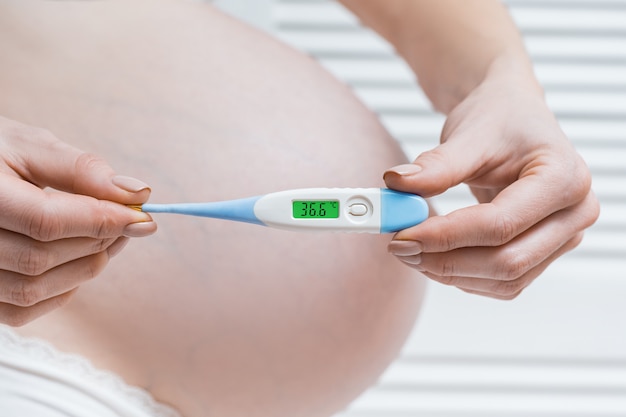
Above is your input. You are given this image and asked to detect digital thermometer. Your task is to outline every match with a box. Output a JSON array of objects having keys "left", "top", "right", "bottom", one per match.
[{"left": 138, "top": 188, "right": 428, "bottom": 233}]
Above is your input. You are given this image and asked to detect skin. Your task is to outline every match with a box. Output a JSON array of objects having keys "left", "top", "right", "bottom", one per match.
[
  {"left": 0, "top": 115, "right": 156, "bottom": 323},
  {"left": 340, "top": 0, "right": 600, "bottom": 299},
  {"left": 0, "top": 0, "right": 599, "bottom": 415},
  {"left": 0, "top": 1, "right": 423, "bottom": 416}
]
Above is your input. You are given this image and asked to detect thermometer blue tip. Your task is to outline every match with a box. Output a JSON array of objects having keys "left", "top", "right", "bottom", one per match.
[
  {"left": 380, "top": 189, "right": 429, "bottom": 233},
  {"left": 141, "top": 196, "right": 265, "bottom": 226}
]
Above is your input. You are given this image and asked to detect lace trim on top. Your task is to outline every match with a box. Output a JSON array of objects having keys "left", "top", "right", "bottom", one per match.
[{"left": 0, "top": 325, "right": 182, "bottom": 417}]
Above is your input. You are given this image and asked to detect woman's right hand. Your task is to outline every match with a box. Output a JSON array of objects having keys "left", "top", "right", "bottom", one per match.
[{"left": 0, "top": 116, "right": 156, "bottom": 326}]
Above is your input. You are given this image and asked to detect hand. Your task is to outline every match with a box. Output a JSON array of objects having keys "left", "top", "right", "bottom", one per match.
[
  {"left": 384, "top": 72, "right": 600, "bottom": 299},
  {"left": 0, "top": 116, "right": 156, "bottom": 325}
]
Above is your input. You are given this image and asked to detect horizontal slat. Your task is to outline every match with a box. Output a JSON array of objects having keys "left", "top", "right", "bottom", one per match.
[
  {"left": 278, "top": 30, "right": 626, "bottom": 65},
  {"left": 281, "top": 0, "right": 626, "bottom": 6},
  {"left": 273, "top": 2, "right": 356, "bottom": 26},
  {"left": 534, "top": 62, "right": 626, "bottom": 86},
  {"left": 343, "top": 390, "right": 626, "bottom": 415},
  {"left": 318, "top": 58, "right": 414, "bottom": 83},
  {"left": 353, "top": 86, "right": 626, "bottom": 119},
  {"left": 343, "top": 410, "right": 626, "bottom": 417},
  {"left": 523, "top": 35, "right": 626, "bottom": 63},
  {"left": 586, "top": 176, "right": 626, "bottom": 201},
  {"left": 591, "top": 203, "right": 626, "bottom": 228},
  {"left": 510, "top": 8, "right": 626, "bottom": 34},
  {"left": 380, "top": 114, "right": 445, "bottom": 140},
  {"left": 341, "top": 410, "right": 626, "bottom": 417},
  {"left": 276, "top": 30, "right": 393, "bottom": 55},
  {"left": 352, "top": 86, "right": 432, "bottom": 112},
  {"left": 545, "top": 91, "right": 626, "bottom": 118},
  {"left": 318, "top": 58, "right": 626, "bottom": 88},
  {"left": 378, "top": 360, "right": 626, "bottom": 392},
  {"left": 388, "top": 116, "right": 626, "bottom": 145},
  {"left": 275, "top": 2, "right": 626, "bottom": 37},
  {"left": 505, "top": 0, "right": 626, "bottom": 7},
  {"left": 568, "top": 228, "right": 626, "bottom": 257},
  {"left": 401, "top": 276, "right": 626, "bottom": 359},
  {"left": 558, "top": 119, "right": 626, "bottom": 143}
]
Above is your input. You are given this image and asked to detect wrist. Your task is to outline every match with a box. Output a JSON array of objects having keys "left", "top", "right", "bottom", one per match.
[
  {"left": 484, "top": 51, "right": 544, "bottom": 95},
  {"left": 436, "top": 51, "right": 544, "bottom": 114}
]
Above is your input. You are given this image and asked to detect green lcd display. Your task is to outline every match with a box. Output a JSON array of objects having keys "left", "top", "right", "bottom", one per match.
[{"left": 293, "top": 200, "right": 339, "bottom": 219}]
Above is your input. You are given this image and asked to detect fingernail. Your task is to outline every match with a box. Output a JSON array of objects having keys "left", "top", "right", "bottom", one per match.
[
  {"left": 123, "top": 221, "right": 157, "bottom": 238},
  {"left": 399, "top": 253, "right": 422, "bottom": 266},
  {"left": 388, "top": 240, "right": 423, "bottom": 256},
  {"left": 112, "top": 175, "right": 151, "bottom": 193},
  {"left": 126, "top": 207, "right": 152, "bottom": 224},
  {"left": 107, "top": 237, "right": 130, "bottom": 257},
  {"left": 384, "top": 163, "right": 422, "bottom": 179}
]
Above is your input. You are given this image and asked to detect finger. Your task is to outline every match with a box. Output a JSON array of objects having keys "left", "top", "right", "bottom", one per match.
[
  {"left": 0, "top": 174, "right": 155, "bottom": 241},
  {"left": 8, "top": 125, "right": 151, "bottom": 204},
  {"left": 393, "top": 182, "right": 599, "bottom": 254},
  {"left": 106, "top": 236, "right": 130, "bottom": 258},
  {"left": 383, "top": 140, "right": 485, "bottom": 198},
  {"left": 0, "top": 251, "right": 110, "bottom": 308},
  {"left": 469, "top": 186, "right": 502, "bottom": 204},
  {"left": 416, "top": 233, "right": 584, "bottom": 300},
  {"left": 457, "top": 287, "right": 523, "bottom": 301},
  {"left": 0, "top": 289, "right": 78, "bottom": 327},
  {"left": 414, "top": 196, "right": 595, "bottom": 279},
  {"left": 0, "top": 228, "right": 118, "bottom": 276}
]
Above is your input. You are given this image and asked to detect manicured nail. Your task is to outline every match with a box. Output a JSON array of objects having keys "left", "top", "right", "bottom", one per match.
[
  {"left": 399, "top": 253, "right": 422, "bottom": 266},
  {"left": 107, "top": 237, "right": 130, "bottom": 258},
  {"left": 387, "top": 240, "right": 423, "bottom": 256},
  {"left": 123, "top": 221, "right": 157, "bottom": 238},
  {"left": 383, "top": 163, "right": 422, "bottom": 179},
  {"left": 112, "top": 175, "right": 151, "bottom": 193}
]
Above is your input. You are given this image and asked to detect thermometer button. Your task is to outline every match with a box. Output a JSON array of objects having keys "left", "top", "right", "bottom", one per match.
[{"left": 348, "top": 203, "right": 368, "bottom": 216}]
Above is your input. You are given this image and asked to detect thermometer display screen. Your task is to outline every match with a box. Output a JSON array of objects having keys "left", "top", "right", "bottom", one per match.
[{"left": 293, "top": 200, "right": 339, "bottom": 219}]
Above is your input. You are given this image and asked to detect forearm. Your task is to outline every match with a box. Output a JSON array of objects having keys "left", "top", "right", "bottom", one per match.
[{"left": 338, "top": 0, "right": 542, "bottom": 113}]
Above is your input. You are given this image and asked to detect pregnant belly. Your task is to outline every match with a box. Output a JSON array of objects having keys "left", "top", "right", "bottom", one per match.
[{"left": 0, "top": 1, "right": 426, "bottom": 416}]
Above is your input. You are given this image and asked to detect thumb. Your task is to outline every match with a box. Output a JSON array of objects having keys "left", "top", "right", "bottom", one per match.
[
  {"left": 17, "top": 132, "right": 150, "bottom": 205},
  {"left": 383, "top": 142, "right": 481, "bottom": 198}
]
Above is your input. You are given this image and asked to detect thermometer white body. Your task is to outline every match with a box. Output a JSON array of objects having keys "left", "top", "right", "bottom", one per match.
[{"left": 140, "top": 188, "right": 428, "bottom": 234}]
